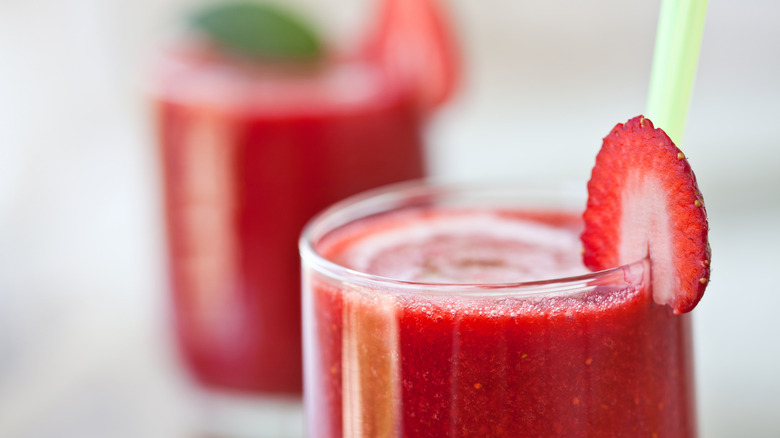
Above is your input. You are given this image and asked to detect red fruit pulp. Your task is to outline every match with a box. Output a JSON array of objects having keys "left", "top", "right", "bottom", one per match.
[
  {"left": 156, "top": 52, "right": 425, "bottom": 393},
  {"left": 305, "top": 207, "right": 696, "bottom": 436}
]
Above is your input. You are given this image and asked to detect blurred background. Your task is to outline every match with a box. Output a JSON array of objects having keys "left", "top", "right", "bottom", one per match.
[{"left": 1, "top": 0, "right": 778, "bottom": 437}]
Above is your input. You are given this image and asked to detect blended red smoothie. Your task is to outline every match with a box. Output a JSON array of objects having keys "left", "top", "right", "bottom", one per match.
[
  {"left": 156, "top": 50, "right": 424, "bottom": 394},
  {"left": 305, "top": 207, "right": 696, "bottom": 436}
]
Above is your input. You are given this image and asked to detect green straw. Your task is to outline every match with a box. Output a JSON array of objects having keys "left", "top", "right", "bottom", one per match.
[{"left": 645, "top": 0, "right": 709, "bottom": 146}]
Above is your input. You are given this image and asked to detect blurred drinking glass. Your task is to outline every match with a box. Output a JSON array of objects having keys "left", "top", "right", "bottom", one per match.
[{"left": 150, "top": 0, "right": 457, "bottom": 432}]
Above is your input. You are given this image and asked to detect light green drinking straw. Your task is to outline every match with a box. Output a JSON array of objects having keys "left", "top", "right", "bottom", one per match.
[{"left": 645, "top": 0, "right": 709, "bottom": 146}]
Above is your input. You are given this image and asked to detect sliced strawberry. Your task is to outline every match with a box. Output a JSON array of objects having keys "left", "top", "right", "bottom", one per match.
[
  {"left": 362, "top": 0, "right": 460, "bottom": 111},
  {"left": 581, "top": 116, "right": 711, "bottom": 314}
]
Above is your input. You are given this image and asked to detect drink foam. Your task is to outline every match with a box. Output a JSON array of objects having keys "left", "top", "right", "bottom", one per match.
[{"left": 324, "top": 209, "right": 588, "bottom": 284}]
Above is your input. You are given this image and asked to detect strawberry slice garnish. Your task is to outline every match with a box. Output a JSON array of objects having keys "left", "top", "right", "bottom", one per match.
[
  {"left": 363, "top": 0, "right": 459, "bottom": 111},
  {"left": 582, "top": 116, "right": 711, "bottom": 314}
]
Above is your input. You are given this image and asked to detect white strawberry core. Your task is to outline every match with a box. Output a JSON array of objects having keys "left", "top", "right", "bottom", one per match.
[{"left": 620, "top": 174, "right": 674, "bottom": 306}]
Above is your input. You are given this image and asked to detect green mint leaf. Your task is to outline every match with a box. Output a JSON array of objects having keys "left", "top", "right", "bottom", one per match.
[{"left": 190, "top": 1, "right": 323, "bottom": 61}]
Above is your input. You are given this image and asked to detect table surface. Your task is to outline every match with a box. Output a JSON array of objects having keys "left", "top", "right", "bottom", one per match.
[{"left": 1, "top": 1, "right": 779, "bottom": 437}]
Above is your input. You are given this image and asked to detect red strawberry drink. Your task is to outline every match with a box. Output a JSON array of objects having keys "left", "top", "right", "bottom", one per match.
[
  {"left": 155, "top": 0, "right": 457, "bottom": 395},
  {"left": 300, "top": 117, "right": 709, "bottom": 436}
]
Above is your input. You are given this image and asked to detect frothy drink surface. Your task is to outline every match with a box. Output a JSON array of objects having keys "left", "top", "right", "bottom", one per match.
[
  {"left": 326, "top": 212, "right": 586, "bottom": 283},
  {"left": 327, "top": 210, "right": 588, "bottom": 284}
]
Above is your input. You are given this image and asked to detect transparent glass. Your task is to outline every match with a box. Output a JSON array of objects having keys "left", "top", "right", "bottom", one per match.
[
  {"left": 154, "top": 48, "right": 425, "bottom": 397},
  {"left": 300, "top": 181, "right": 696, "bottom": 437}
]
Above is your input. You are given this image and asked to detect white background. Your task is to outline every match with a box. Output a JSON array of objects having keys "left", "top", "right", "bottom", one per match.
[{"left": 1, "top": 0, "right": 779, "bottom": 436}]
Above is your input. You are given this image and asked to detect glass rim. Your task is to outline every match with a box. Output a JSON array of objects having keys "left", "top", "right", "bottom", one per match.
[
  {"left": 149, "top": 43, "right": 398, "bottom": 114},
  {"left": 299, "top": 179, "right": 648, "bottom": 297}
]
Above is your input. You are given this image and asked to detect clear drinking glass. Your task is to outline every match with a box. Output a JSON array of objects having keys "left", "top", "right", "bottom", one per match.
[{"left": 300, "top": 181, "right": 696, "bottom": 437}]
